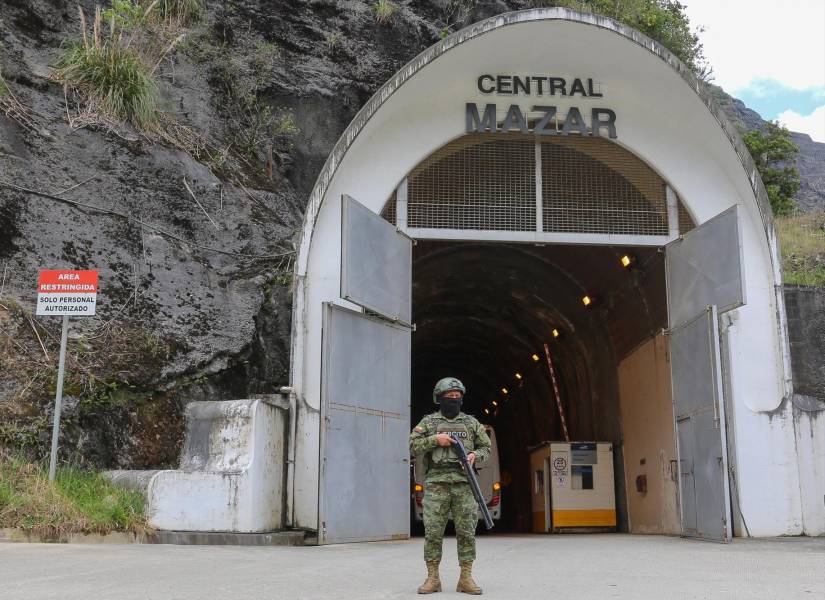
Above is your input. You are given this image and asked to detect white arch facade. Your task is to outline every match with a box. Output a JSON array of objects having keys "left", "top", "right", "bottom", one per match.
[{"left": 290, "top": 9, "right": 822, "bottom": 536}]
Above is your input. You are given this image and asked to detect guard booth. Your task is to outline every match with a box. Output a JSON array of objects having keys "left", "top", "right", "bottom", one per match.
[
  {"left": 530, "top": 442, "right": 617, "bottom": 533},
  {"left": 287, "top": 8, "right": 822, "bottom": 545}
]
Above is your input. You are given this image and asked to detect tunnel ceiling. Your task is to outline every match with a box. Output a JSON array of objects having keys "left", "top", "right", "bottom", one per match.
[{"left": 413, "top": 241, "right": 666, "bottom": 360}]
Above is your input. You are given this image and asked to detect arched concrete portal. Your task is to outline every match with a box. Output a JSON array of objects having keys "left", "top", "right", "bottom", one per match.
[{"left": 291, "top": 9, "right": 813, "bottom": 538}]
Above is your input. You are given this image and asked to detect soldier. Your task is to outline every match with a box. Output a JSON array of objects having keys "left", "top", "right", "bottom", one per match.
[{"left": 410, "top": 377, "right": 492, "bottom": 595}]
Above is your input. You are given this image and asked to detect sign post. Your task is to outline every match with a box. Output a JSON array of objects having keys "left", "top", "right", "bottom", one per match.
[{"left": 36, "top": 270, "right": 98, "bottom": 482}]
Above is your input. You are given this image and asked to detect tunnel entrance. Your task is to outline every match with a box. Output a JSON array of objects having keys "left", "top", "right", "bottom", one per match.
[
  {"left": 292, "top": 10, "right": 797, "bottom": 545},
  {"left": 316, "top": 131, "right": 745, "bottom": 544},
  {"left": 410, "top": 241, "right": 674, "bottom": 534}
]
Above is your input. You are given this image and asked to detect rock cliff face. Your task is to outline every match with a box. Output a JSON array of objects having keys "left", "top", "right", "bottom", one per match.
[
  {"left": 1, "top": 1, "right": 822, "bottom": 468},
  {"left": 0, "top": 0, "right": 526, "bottom": 467},
  {"left": 712, "top": 85, "right": 825, "bottom": 211}
]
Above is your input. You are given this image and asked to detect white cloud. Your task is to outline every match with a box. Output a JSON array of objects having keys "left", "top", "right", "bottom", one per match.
[
  {"left": 778, "top": 105, "right": 825, "bottom": 142},
  {"left": 682, "top": 0, "right": 825, "bottom": 93}
]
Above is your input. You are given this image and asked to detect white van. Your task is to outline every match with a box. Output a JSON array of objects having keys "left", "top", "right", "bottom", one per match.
[{"left": 412, "top": 425, "right": 501, "bottom": 522}]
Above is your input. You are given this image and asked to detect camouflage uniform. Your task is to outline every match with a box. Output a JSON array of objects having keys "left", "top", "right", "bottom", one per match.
[{"left": 409, "top": 412, "right": 492, "bottom": 563}]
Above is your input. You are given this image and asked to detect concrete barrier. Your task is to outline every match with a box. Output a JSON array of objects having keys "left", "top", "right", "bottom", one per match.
[{"left": 139, "top": 398, "right": 287, "bottom": 533}]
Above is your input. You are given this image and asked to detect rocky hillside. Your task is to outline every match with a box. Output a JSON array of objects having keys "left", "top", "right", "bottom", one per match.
[
  {"left": 711, "top": 85, "right": 825, "bottom": 211},
  {"left": 0, "top": 0, "right": 529, "bottom": 468},
  {"left": 1, "top": 1, "right": 822, "bottom": 468}
]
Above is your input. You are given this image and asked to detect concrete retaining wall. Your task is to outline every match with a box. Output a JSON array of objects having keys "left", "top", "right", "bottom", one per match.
[
  {"left": 785, "top": 286, "right": 825, "bottom": 405},
  {"left": 784, "top": 285, "right": 825, "bottom": 536}
]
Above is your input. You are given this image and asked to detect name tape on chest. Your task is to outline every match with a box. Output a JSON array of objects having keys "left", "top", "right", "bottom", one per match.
[{"left": 437, "top": 424, "right": 469, "bottom": 438}]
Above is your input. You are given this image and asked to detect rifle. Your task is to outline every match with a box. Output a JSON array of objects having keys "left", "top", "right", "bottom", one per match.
[{"left": 449, "top": 434, "right": 494, "bottom": 530}]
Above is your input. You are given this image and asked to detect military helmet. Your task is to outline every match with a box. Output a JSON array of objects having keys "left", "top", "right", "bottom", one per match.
[{"left": 432, "top": 377, "right": 466, "bottom": 404}]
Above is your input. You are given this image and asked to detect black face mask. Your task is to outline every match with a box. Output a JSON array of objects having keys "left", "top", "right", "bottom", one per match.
[{"left": 438, "top": 396, "right": 462, "bottom": 419}]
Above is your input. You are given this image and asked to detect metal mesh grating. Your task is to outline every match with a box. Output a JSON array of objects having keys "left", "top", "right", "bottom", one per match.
[
  {"left": 406, "top": 134, "right": 536, "bottom": 231},
  {"left": 541, "top": 138, "right": 668, "bottom": 235},
  {"left": 677, "top": 200, "right": 696, "bottom": 235},
  {"left": 378, "top": 133, "right": 694, "bottom": 239},
  {"left": 381, "top": 190, "right": 397, "bottom": 225}
]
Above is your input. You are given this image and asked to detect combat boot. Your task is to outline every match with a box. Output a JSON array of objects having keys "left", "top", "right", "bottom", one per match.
[
  {"left": 417, "top": 560, "right": 442, "bottom": 594},
  {"left": 456, "top": 561, "right": 482, "bottom": 595}
]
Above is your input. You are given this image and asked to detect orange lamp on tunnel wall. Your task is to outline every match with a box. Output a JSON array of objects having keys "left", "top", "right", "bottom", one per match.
[{"left": 621, "top": 254, "right": 637, "bottom": 269}]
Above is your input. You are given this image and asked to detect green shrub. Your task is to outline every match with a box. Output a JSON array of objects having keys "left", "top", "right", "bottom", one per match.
[
  {"left": 275, "top": 113, "right": 299, "bottom": 137},
  {"left": 374, "top": 0, "right": 397, "bottom": 25},
  {"left": 742, "top": 122, "right": 800, "bottom": 216},
  {"left": 105, "top": 0, "right": 204, "bottom": 27},
  {"left": 55, "top": 8, "right": 158, "bottom": 129},
  {"left": 103, "top": 0, "right": 152, "bottom": 31}
]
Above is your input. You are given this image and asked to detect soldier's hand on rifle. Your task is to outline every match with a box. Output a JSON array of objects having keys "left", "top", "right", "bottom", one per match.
[
  {"left": 467, "top": 452, "right": 476, "bottom": 466},
  {"left": 435, "top": 433, "right": 454, "bottom": 447}
]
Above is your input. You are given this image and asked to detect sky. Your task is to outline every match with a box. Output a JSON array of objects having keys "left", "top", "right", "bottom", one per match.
[{"left": 681, "top": 0, "right": 825, "bottom": 142}]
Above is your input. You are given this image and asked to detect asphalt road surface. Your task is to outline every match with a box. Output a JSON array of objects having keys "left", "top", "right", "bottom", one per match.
[{"left": 1, "top": 534, "right": 823, "bottom": 600}]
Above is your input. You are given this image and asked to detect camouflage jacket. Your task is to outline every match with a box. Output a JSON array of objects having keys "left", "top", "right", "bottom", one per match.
[{"left": 409, "top": 412, "right": 492, "bottom": 484}]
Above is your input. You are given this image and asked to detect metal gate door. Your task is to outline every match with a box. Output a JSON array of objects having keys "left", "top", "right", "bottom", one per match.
[
  {"left": 670, "top": 307, "right": 731, "bottom": 541},
  {"left": 318, "top": 195, "right": 412, "bottom": 544},
  {"left": 666, "top": 206, "right": 744, "bottom": 543}
]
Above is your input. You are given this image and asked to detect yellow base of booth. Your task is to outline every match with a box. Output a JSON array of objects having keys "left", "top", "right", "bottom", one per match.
[{"left": 552, "top": 509, "right": 617, "bottom": 527}]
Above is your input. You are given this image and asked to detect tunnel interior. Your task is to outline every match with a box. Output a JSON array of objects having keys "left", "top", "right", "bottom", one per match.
[{"left": 410, "top": 241, "right": 669, "bottom": 533}]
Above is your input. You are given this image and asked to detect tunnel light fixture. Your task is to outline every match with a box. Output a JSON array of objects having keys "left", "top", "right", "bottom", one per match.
[
  {"left": 501, "top": 387, "right": 509, "bottom": 395},
  {"left": 515, "top": 372, "right": 523, "bottom": 380},
  {"left": 492, "top": 400, "right": 498, "bottom": 407},
  {"left": 552, "top": 328, "right": 560, "bottom": 338},
  {"left": 620, "top": 254, "right": 633, "bottom": 268},
  {"left": 531, "top": 353, "right": 540, "bottom": 362},
  {"left": 484, "top": 408, "right": 490, "bottom": 415},
  {"left": 493, "top": 482, "right": 501, "bottom": 492},
  {"left": 582, "top": 295, "right": 592, "bottom": 307}
]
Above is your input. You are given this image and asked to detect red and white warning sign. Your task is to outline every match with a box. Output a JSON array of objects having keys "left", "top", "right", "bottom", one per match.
[{"left": 36, "top": 270, "right": 98, "bottom": 316}]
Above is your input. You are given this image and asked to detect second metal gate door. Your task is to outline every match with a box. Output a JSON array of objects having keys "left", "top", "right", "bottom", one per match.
[
  {"left": 666, "top": 206, "right": 744, "bottom": 542},
  {"left": 318, "top": 195, "right": 413, "bottom": 544}
]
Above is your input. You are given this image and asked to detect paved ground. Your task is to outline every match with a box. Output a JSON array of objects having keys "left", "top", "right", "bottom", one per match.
[{"left": 1, "top": 534, "right": 823, "bottom": 600}]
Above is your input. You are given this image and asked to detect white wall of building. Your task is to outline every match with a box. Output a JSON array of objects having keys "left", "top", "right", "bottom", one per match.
[{"left": 291, "top": 10, "right": 819, "bottom": 535}]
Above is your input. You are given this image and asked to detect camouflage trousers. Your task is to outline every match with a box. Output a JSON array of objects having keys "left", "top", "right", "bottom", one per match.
[{"left": 423, "top": 481, "right": 477, "bottom": 563}]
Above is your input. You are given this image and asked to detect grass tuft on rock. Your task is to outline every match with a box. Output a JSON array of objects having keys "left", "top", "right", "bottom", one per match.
[
  {"left": 777, "top": 211, "right": 825, "bottom": 287},
  {"left": 158, "top": 0, "right": 204, "bottom": 24},
  {"left": 55, "top": 7, "right": 158, "bottom": 130},
  {"left": 0, "top": 456, "right": 146, "bottom": 537},
  {"left": 374, "top": 0, "right": 397, "bottom": 25}
]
